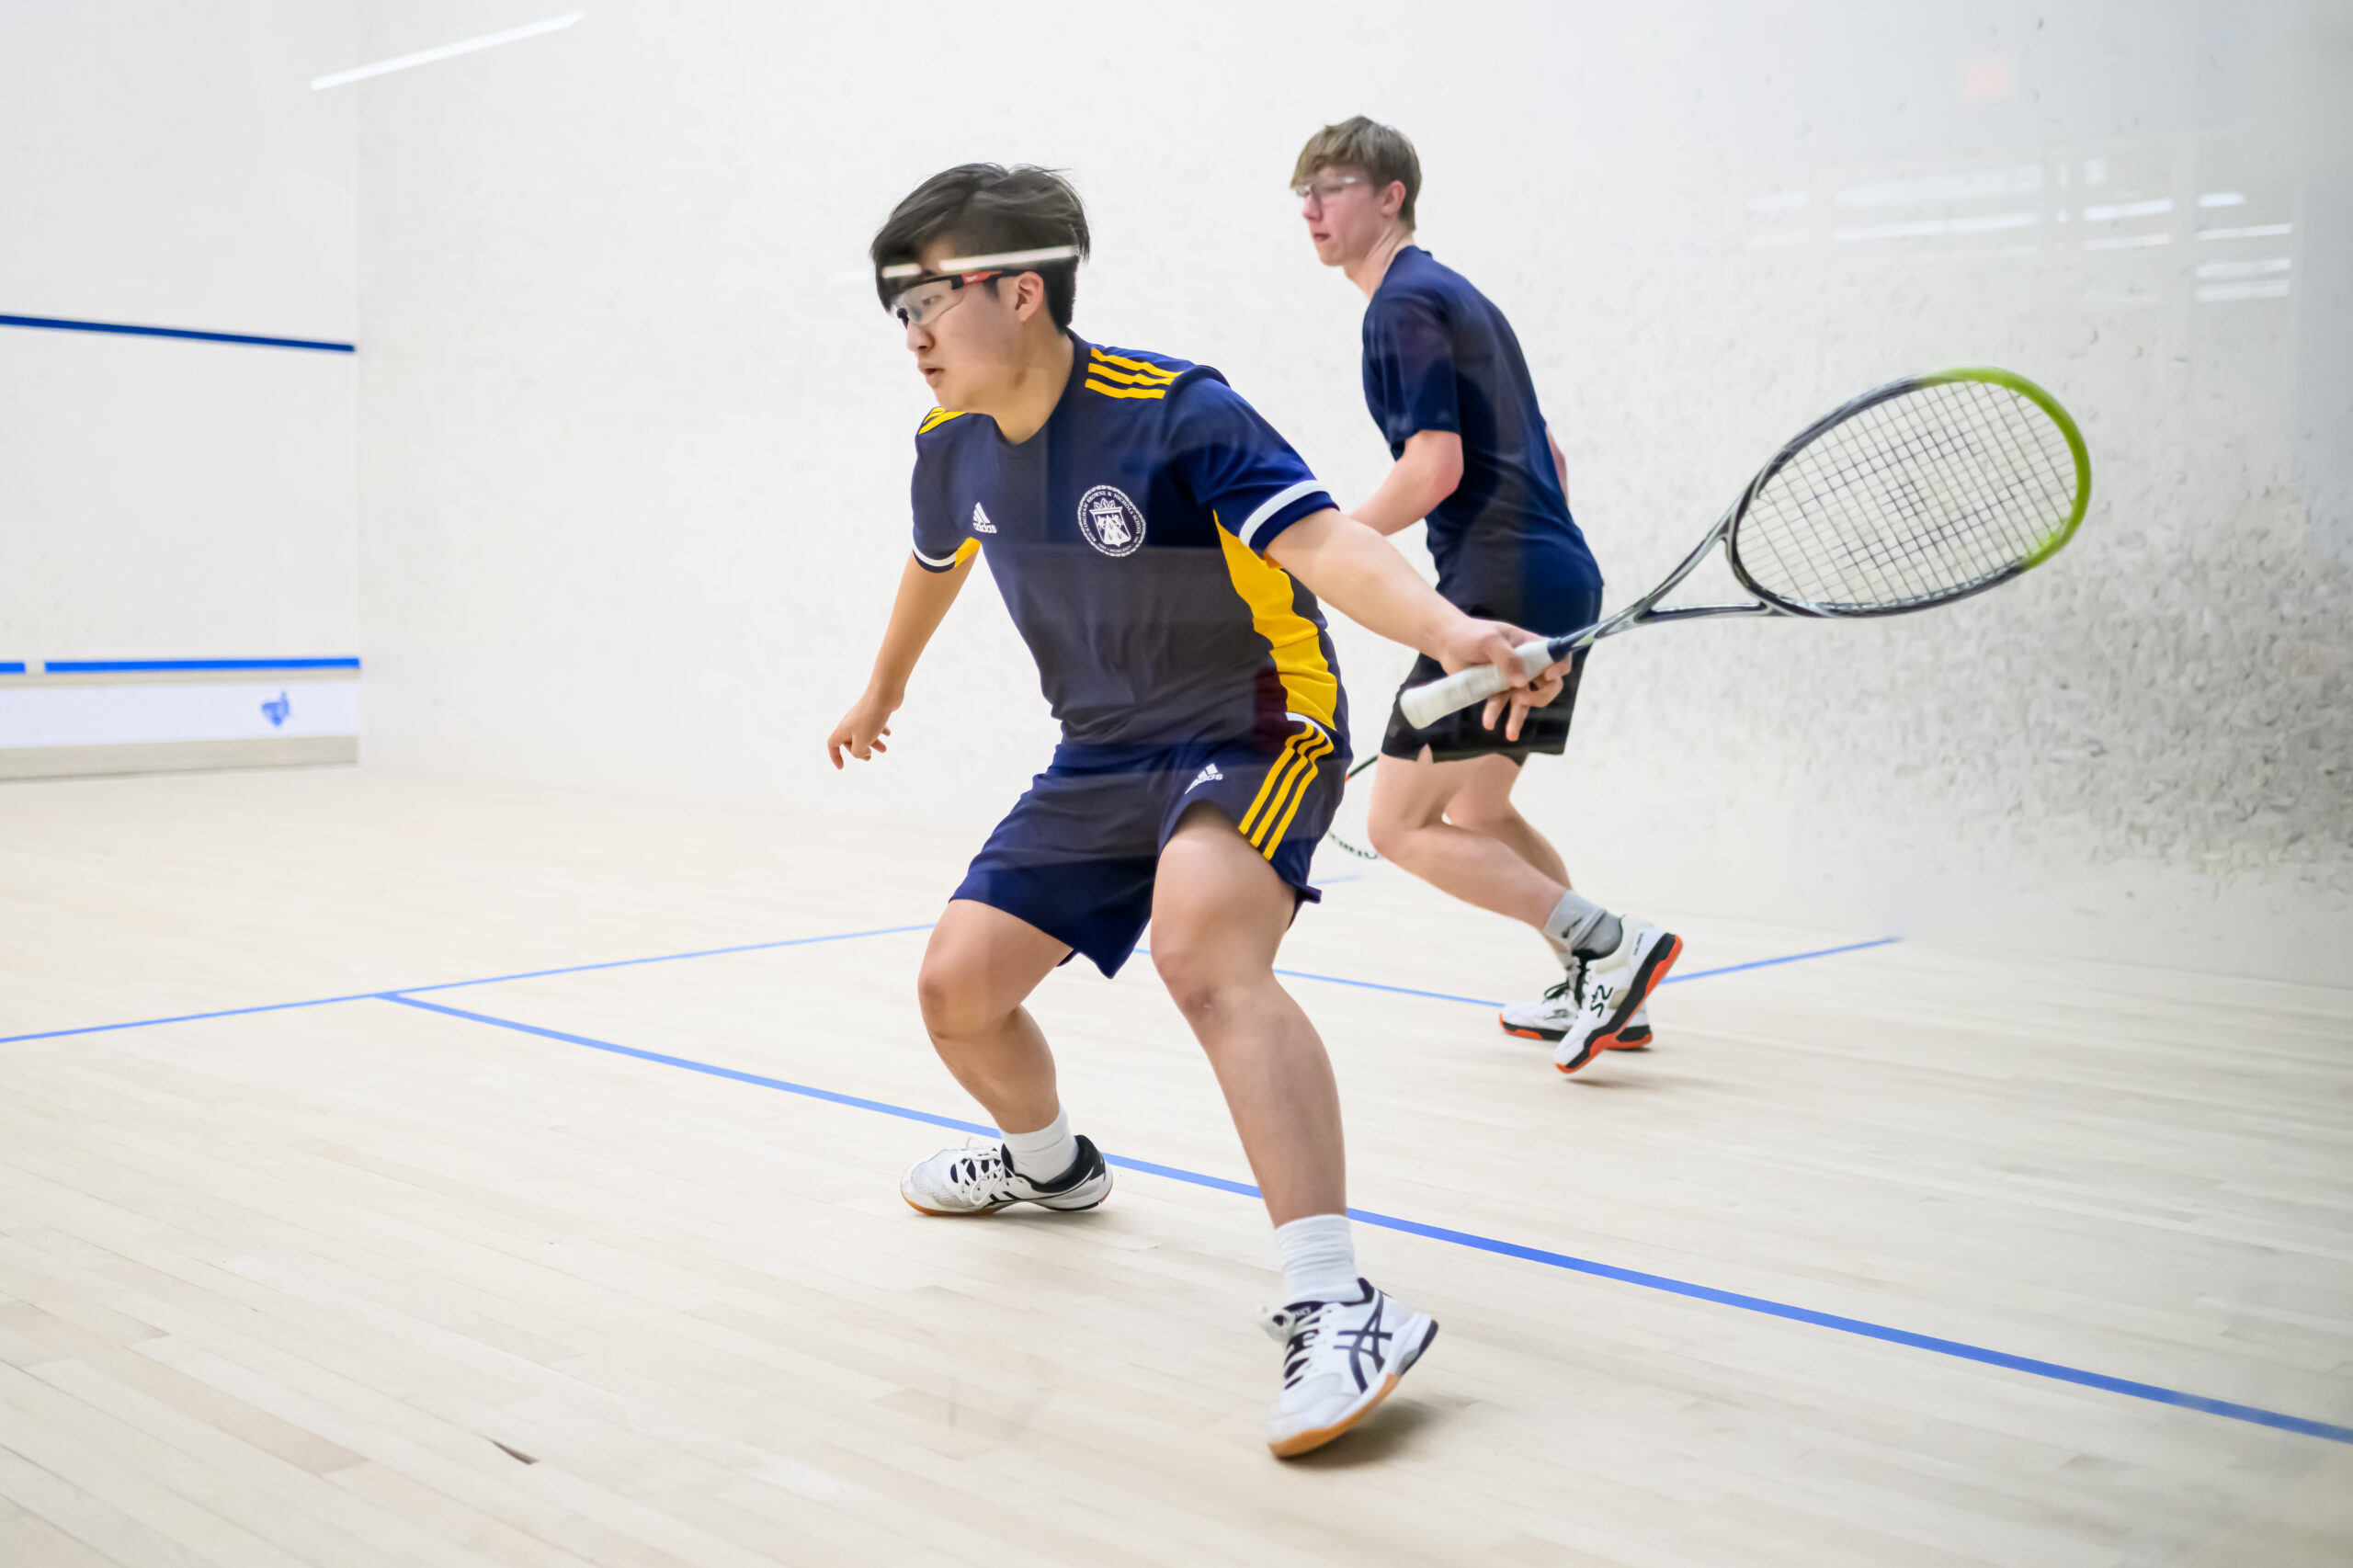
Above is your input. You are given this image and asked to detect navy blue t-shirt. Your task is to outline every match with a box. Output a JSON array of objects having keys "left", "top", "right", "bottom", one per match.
[
  {"left": 1361, "top": 246, "right": 1601, "bottom": 632},
  {"left": 911, "top": 338, "right": 1347, "bottom": 751}
]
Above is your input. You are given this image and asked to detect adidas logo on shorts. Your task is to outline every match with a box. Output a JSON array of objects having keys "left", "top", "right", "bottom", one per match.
[
  {"left": 972, "top": 502, "right": 997, "bottom": 533},
  {"left": 1186, "top": 762, "right": 1223, "bottom": 791}
]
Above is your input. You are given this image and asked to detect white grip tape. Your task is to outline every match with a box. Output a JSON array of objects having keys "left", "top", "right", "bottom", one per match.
[{"left": 1398, "top": 641, "right": 1559, "bottom": 729}]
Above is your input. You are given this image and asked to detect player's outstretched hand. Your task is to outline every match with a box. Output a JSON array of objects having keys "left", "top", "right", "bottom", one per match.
[
  {"left": 827, "top": 687, "right": 899, "bottom": 769},
  {"left": 1435, "top": 619, "right": 1568, "bottom": 743}
]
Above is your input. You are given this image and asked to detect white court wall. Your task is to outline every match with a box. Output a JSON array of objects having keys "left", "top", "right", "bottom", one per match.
[
  {"left": 0, "top": 2, "right": 359, "bottom": 663},
  {"left": 354, "top": 0, "right": 2353, "bottom": 982}
]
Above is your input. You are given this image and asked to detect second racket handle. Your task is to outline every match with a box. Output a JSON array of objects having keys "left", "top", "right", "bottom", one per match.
[{"left": 1398, "top": 640, "right": 1558, "bottom": 729}]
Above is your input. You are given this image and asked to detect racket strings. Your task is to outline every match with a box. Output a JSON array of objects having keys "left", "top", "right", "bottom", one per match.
[
  {"left": 1768, "top": 387, "right": 2052, "bottom": 604},
  {"left": 1736, "top": 380, "right": 2079, "bottom": 612}
]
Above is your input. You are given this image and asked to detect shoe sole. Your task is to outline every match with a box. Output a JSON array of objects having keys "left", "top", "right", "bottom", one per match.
[
  {"left": 1502, "top": 1019, "right": 1657, "bottom": 1048},
  {"left": 900, "top": 1173, "right": 1113, "bottom": 1218},
  {"left": 1267, "top": 1315, "right": 1439, "bottom": 1460},
  {"left": 1556, "top": 934, "right": 1683, "bottom": 1075}
]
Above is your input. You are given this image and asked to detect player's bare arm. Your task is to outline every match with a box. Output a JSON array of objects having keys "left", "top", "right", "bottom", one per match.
[
  {"left": 1350, "top": 428, "right": 1461, "bottom": 537},
  {"left": 1263, "top": 506, "right": 1564, "bottom": 741},
  {"left": 827, "top": 550, "right": 975, "bottom": 768}
]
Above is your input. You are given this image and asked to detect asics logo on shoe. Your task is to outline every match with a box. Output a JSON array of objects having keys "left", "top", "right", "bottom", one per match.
[
  {"left": 1186, "top": 762, "right": 1224, "bottom": 791},
  {"left": 1336, "top": 1296, "right": 1393, "bottom": 1392},
  {"left": 971, "top": 502, "right": 997, "bottom": 533}
]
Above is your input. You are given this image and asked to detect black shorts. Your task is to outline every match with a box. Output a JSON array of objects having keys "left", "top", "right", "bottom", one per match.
[
  {"left": 952, "top": 718, "right": 1347, "bottom": 978},
  {"left": 1379, "top": 648, "right": 1589, "bottom": 764}
]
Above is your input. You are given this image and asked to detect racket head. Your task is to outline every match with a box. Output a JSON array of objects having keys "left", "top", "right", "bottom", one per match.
[{"left": 1726, "top": 368, "right": 2090, "bottom": 618}]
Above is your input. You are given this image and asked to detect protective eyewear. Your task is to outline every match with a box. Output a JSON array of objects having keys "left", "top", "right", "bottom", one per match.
[
  {"left": 1292, "top": 174, "right": 1366, "bottom": 207},
  {"left": 887, "top": 270, "right": 1005, "bottom": 329},
  {"left": 879, "top": 244, "right": 1082, "bottom": 329}
]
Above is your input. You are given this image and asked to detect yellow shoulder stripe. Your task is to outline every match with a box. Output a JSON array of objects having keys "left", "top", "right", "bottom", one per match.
[
  {"left": 917, "top": 407, "right": 966, "bottom": 434},
  {"left": 1085, "top": 379, "right": 1167, "bottom": 400},
  {"left": 1084, "top": 359, "right": 1178, "bottom": 388},
  {"left": 1088, "top": 347, "right": 1179, "bottom": 382}
]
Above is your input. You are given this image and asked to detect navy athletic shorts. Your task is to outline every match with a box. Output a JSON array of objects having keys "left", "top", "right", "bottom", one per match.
[{"left": 952, "top": 719, "right": 1347, "bottom": 977}]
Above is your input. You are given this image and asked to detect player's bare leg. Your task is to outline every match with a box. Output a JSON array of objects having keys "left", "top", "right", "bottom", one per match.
[
  {"left": 1443, "top": 752, "right": 1573, "bottom": 889},
  {"left": 1149, "top": 804, "right": 1346, "bottom": 1224},
  {"left": 1151, "top": 802, "right": 1436, "bottom": 1455},
  {"left": 1365, "top": 750, "right": 1565, "bottom": 927},
  {"left": 900, "top": 899, "right": 1113, "bottom": 1214},
  {"left": 1366, "top": 749, "right": 1670, "bottom": 1063},
  {"left": 915, "top": 899, "right": 1070, "bottom": 1131}
]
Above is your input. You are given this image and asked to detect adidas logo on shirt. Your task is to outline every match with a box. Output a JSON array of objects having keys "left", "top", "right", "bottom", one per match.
[
  {"left": 1186, "top": 762, "right": 1224, "bottom": 791},
  {"left": 972, "top": 502, "right": 997, "bottom": 533}
]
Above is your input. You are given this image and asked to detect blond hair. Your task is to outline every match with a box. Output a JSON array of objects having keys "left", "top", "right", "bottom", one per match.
[{"left": 1290, "top": 116, "right": 1421, "bottom": 228}]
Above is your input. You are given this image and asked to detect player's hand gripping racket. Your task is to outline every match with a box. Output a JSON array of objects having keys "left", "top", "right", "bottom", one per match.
[{"left": 1400, "top": 368, "right": 2091, "bottom": 729}]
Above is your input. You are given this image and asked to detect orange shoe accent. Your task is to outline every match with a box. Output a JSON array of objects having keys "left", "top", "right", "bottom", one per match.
[
  {"left": 1597, "top": 935, "right": 1681, "bottom": 1047},
  {"left": 1268, "top": 1372, "right": 1403, "bottom": 1459},
  {"left": 901, "top": 1194, "right": 1001, "bottom": 1218}
]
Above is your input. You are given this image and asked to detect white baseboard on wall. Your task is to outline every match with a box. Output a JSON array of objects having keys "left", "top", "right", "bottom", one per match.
[{"left": 0, "top": 661, "right": 360, "bottom": 781}]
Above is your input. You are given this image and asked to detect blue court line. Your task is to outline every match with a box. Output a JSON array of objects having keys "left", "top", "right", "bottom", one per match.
[
  {"left": 0, "top": 313, "right": 356, "bottom": 354},
  {"left": 0, "top": 925, "right": 1890, "bottom": 1048},
  {"left": 0, "top": 925, "right": 936, "bottom": 1046},
  {"left": 385, "top": 994, "right": 997, "bottom": 1137},
  {"left": 378, "top": 989, "right": 2353, "bottom": 1449},
  {"left": 40, "top": 657, "right": 362, "bottom": 674},
  {"left": 1262, "top": 937, "right": 1902, "bottom": 1009},
  {"left": 0, "top": 662, "right": 25, "bottom": 675}
]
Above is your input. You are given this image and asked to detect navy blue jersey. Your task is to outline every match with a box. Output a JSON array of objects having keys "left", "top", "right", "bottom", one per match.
[
  {"left": 911, "top": 338, "right": 1347, "bottom": 750},
  {"left": 1361, "top": 246, "right": 1601, "bottom": 631}
]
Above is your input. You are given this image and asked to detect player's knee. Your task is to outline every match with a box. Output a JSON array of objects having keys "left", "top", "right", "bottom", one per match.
[
  {"left": 1364, "top": 812, "right": 1422, "bottom": 864},
  {"left": 915, "top": 955, "right": 995, "bottom": 1041},
  {"left": 1150, "top": 940, "right": 1238, "bottom": 1024}
]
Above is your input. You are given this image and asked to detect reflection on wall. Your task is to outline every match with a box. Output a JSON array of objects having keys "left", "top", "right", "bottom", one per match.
[
  {"left": 351, "top": 0, "right": 2353, "bottom": 980},
  {"left": 1650, "top": 132, "right": 2347, "bottom": 894}
]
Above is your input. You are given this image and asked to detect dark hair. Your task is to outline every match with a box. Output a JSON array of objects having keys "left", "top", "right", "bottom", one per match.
[
  {"left": 1291, "top": 116, "right": 1422, "bottom": 228},
  {"left": 870, "top": 164, "right": 1090, "bottom": 330}
]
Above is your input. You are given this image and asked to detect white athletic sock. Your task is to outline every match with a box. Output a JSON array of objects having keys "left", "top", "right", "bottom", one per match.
[
  {"left": 1002, "top": 1108, "right": 1079, "bottom": 1184},
  {"left": 1273, "top": 1212, "right": 1359, "bottom": 1305},
  {"left": 1543, "top": 890, "right": 1622, "bottom": 956}
]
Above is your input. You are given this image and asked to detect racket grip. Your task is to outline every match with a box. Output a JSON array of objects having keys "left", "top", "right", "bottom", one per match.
[{"left": 1399, "top": 640, "right": 1557, "bottom": 729}]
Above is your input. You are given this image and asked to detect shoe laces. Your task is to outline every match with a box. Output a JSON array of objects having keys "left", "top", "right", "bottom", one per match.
[
  {"left": 1257, "top": 1301, "right": 1330, "bottom": 1389},
  {"left": 945, "top": 1140, "right": 1021, "bottom": 1200},
  {"left": 1542, "top": 955, "right": 1586, "bottom": 1007}
]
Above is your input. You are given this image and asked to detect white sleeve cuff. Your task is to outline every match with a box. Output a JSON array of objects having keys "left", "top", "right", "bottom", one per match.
[{"left": 1237, "top": 481, "right": 1329, "bottom": 550}]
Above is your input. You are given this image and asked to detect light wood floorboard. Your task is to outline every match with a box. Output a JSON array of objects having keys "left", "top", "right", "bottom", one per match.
[{"left": 1, "top": 770, "right": 2347, "bottom": 1565}]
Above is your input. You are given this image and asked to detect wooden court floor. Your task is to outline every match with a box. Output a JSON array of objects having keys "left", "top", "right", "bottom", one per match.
[{"left": 1, "top": 768, "right": 2347, "bottom": 1567}]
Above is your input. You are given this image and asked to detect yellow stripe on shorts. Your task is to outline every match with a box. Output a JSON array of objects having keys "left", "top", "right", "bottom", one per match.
[
  {"left": 1257, "top": 730, "right": 1335, "bottom": 856},
  {"left": 1248, "top": 726, "right": 1334, "bottom": 855},
  {"left": 1236, "top": 731, "right": 1308, "bottom": 841}
]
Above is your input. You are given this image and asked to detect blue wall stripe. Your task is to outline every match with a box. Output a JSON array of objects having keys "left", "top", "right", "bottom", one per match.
[
  {"left": 41, "top": 657, "right": 362, "bottom": 674},
  {"left": 379, "top": 990, "right": 2353, "bottom": 1449},
  {"left": 1, "top": 313, "right": 355, "bottom": 354},
  {"left": 0, "top": 662, "right": 25, "bottom": 675}
]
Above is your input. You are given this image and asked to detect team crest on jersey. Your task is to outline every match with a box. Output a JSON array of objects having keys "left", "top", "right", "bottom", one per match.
[{"left": 1075, "top": 485, "right": 1146, "bottom": 557}]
